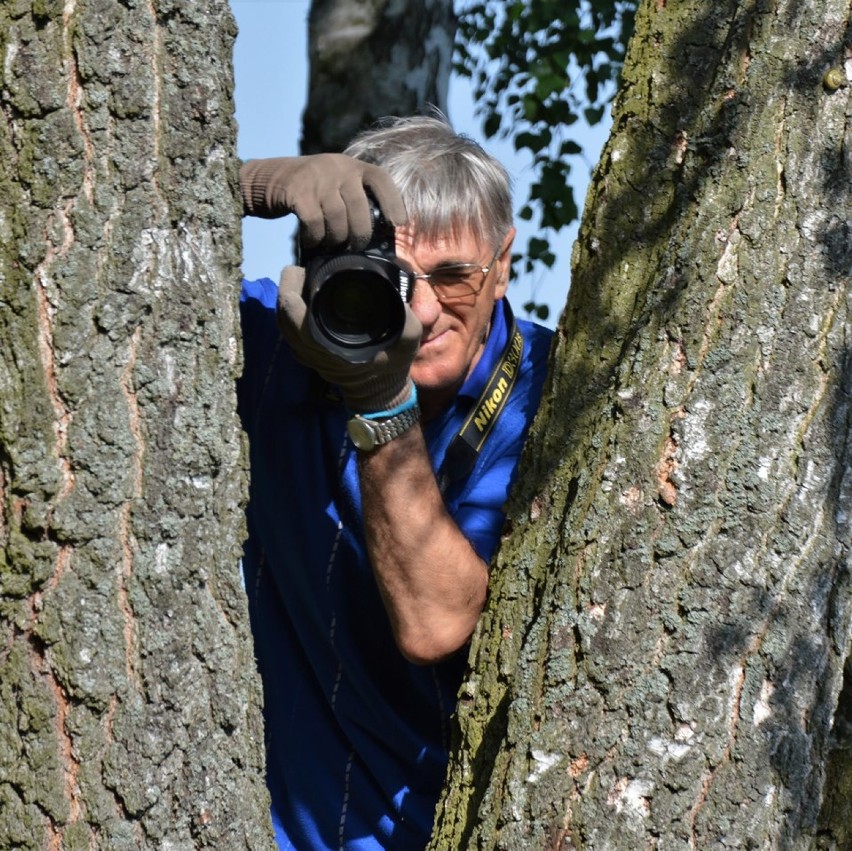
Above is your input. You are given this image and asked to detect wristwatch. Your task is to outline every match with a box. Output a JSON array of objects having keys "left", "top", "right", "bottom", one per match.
[
  {"left": 346, "top": 385, "right": 420, "bottom": 452},
  {"left": 346, "top": 404, "right": 420, "bottom": 451}
]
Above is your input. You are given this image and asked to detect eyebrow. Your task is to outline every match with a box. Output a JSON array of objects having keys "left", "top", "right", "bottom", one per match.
[{"left": 426, "top": 258, "right": 483, "bottom": 271}]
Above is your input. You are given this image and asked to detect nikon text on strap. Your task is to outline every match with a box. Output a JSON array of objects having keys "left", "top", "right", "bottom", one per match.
[{"left": 436, "top": 305, "right": 524, "bottom": 495}]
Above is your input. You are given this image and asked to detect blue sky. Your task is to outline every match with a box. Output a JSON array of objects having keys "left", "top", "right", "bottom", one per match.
[{"left": 230, "top": 0, "right": 611, "bottom": 328}]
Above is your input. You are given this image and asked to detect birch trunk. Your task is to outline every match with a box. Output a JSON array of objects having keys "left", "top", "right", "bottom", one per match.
[{"left": 302, "top": 0, "right": 456, "bottom": 153}]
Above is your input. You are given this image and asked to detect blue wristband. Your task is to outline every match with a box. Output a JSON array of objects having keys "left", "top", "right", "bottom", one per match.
[{"left": 361, "top": 383, "right": 418, "bottom": 420}]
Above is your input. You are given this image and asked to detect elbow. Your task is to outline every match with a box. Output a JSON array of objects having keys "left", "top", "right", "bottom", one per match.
[
  {"left": 394, "top": 625, "right": 474, "bottom": 666},
  {"left": 387, "top": 582, "right": 488, "bottom": 665},
  {"left": 398, "top": 643, "right": 465, "bottom": 667}
]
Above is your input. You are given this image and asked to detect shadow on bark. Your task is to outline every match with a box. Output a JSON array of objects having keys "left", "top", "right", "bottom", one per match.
[
  {"left": 819, "top": 657, "right": 852, "bottom": 847},
  {"left": 524, "top": 0, "right": 850, "bottom": 479},
  {"left": 446, "top": 0, "right": 852, "bottom": 846},
  {"left": 813, "top": 343, "right": 852, "bottom": 846},
  {"left": 451, "top": 689, "right": 513, "bottom": 842}
]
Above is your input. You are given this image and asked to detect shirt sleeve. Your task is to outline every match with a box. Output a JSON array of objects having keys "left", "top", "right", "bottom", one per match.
[
  {"left": 237, "top": 278, "right": 280, "bottom": 435},
  {"left": 452, "top": 453, "right": 521, "bottom": 562}
]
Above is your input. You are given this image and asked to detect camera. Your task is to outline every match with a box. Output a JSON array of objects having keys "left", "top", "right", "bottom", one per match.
[{"left": 299, "top": 197, "right": 413, "bottom": 363}]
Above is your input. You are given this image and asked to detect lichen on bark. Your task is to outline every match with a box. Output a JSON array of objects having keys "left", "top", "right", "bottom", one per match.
[
  {"left": 432, "top": 0, "right": 852, "bottom": 848},
  {"left": 1, "top": 1, "right": 272, "bottom": 847}
]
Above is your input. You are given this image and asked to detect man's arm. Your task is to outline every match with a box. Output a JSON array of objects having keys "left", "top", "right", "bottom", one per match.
[
  {"left": 358, "top": 425, "right": 489, "bottom": 665},
  {"left": 274, "top": 258, "right": 489, "bottom": 666},
  {"left": 245, "top": 158, "right": 491, "bottom": 665}
]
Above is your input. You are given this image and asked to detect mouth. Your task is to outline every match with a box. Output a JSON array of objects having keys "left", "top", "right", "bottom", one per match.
[{"left": 419, "top": 329, "right": 448, "bottom": 350}]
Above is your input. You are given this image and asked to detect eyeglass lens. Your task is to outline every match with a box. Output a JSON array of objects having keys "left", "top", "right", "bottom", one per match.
[{"left": 429, "top": 265, "right": 485, "bottom": 299}]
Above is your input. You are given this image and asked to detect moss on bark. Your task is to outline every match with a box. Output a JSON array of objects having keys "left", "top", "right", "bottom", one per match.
[
  {"left": 0, "top": 1, "right": 272, "bottom": 846},
  {"left": 432, "top": 0, "right": 852, "bottom": 847}
]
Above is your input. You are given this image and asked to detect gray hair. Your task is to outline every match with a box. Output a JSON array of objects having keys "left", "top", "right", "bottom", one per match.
[{"left": 343, "top": 114, "right": 513, "bottom": 251}]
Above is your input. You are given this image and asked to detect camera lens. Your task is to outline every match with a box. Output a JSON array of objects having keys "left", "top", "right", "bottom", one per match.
[
  {"left": 307, "top": 254, "right": 408, "bottom": 362},
  {"left": 314, "top": 270, "right": 396, "bottom": 345}
]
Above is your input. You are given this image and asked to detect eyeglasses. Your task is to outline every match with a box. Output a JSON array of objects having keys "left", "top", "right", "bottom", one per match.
[{"left": 410, "top": 249, "right": 501, "bottom": 303}]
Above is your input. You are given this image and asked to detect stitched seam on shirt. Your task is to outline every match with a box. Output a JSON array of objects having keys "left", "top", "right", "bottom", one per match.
[
  {"left": 329, "top": 435, "right": 354, "bottom": 848},
  {"left": 328, "top": 527, "right": 342, "bottom": 711},
  {"left": 431, "top": 665, "right": 450, "bottom": 755},
  {"left": 328, "top": 521, "right": 343, "bottom": 712},
  {"left": 327, "top": 435, "right": 349, "bottom": 713},
  {"left": 338, "top": 749, "right": 355, "bottom": 850},
  {"left": 254, "top": 548, "right": 266, "bottom": 603}
]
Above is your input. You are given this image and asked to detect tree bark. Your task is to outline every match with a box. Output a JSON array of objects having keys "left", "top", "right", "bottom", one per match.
[
  {"left": 432, "top": 0, "right": 852, "bottom": 847},
  {"left": 0, "top": 1, "right": 272, "bottom": 847},
  {"left": 302, "top": 0, "right": 456, "bottom": 153}
]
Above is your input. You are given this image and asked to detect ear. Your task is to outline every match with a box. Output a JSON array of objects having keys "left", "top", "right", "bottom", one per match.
[{"left": 494, "top": 227, "right": 515, "bottom": 300}]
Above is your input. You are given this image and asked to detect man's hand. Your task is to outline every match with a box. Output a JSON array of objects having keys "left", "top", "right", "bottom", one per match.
[
  {"left": 240, "top": 154, "right": 407, "bottom": 249},
  {"left": 276, "top": 265, "right": 421, "bottom": 413}
]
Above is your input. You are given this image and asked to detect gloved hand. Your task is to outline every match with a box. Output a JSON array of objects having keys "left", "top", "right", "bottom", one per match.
[
  {"left": 277, "top": 266, "right": 422, "bottom": 413},
  {"left": 240, "top": 154, "right": 407, "bottom": 249}
]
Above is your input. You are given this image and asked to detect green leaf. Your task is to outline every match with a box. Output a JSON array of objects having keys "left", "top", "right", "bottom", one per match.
[
  {"left": 483, "top": 112, "right": 502, "bottom": 138},
  {"left": 514, "top": 129, "right": 551, "bottom": 154},
  {"left": 455, "top": 0, "right": 637, "bottom": 284},
  {"left": 584, "top": 104, "right": 606, "bottom": 125},
  {"left": 522, "top": 94, "right": 541, "bottom": 122},
  {"left": 559, "top": 139, "right": 583, "bottom": 156},
  {"left": 528, "top": 236, "right": 550, "bottom": 257}
]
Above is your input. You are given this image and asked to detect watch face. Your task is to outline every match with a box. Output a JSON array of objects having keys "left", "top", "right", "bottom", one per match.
[
  {"left": 346, "top": 404, "right": 420, "bottom": 451},
  {"left": 346, "top": 417, "right": 377, "bottom": 451}
]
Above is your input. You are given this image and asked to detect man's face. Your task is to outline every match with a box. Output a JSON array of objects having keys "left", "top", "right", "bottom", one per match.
[{"left": 396, "top": 225, "right": 514, "bottom": 414}]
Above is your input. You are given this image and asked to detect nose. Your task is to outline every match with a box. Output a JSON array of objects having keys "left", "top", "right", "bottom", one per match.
[{"left": 410, "top": 278, "right": 442, "bottom": 328}]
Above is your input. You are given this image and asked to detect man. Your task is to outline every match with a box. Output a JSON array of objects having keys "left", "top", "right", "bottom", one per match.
[{"left": 238, "top": 116, "right": 553, "bottom": 850}]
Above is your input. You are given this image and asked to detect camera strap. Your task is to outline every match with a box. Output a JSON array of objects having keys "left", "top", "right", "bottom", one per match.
[{"left": 436, "top": 305, "right": 524, "bottom": 496}]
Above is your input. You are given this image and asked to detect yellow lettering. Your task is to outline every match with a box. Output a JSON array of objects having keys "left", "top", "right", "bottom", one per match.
[
  {"left": 501, "top": 333, "right": 523, "bottom": 380},
  {"left": 467, "top": 332, "right": 523, "bottom": 438},
  {"left": 474, "top": 378, "right": 508, "bottom": 433}
]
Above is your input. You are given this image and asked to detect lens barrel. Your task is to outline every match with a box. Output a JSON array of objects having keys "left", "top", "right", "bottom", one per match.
[{"left": 304, "top": 253, "right": 411, "bottom": 363}]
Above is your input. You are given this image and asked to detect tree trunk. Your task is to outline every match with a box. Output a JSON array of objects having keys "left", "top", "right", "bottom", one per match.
[
  {"left": 0, "top": 2, "right": 272, "bottom": 847},
  {"left": 432, "top": 0, "right": 852, "bottom": 847},
  {"left": 301, "top": 0, "right": 457, "bottom": 153}
]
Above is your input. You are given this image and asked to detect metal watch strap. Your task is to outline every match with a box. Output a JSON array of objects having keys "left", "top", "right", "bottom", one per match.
[{"left": 347, "top": 403, "right": 421, "bottom": 450}]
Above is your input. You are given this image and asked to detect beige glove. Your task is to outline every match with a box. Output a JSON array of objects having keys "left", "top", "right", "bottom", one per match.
[
  {"left": 240, "top": 154, "right": 407, "bottom": 249},
  {"left": 277, "top": 266, "right": 421, "bottom": 414}
]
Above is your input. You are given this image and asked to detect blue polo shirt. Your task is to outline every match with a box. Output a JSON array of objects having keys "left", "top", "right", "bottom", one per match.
[{"left": 238, "top": 277, "right": 552, "bottom": 850}]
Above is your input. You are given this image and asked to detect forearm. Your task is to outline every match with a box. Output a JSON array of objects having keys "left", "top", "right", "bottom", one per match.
[{"left": 358, "top": 426, "right": 489, "bottom": 665}]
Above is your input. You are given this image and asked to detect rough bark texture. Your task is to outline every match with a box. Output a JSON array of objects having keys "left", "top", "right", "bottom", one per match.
[
  {"left": 0, "top": 1, "right": 272, "bottom": 847},
  {"left": 302, "top": 0, "right": 456, "bottom": 153},
  {"left": 432, "top": 0, "right": 852, "bottom": 848}
]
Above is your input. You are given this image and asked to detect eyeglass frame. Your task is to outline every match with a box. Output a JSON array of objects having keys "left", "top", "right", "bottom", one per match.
[{"left": 408, "top": 247, "right": 503, "bottom": 304}]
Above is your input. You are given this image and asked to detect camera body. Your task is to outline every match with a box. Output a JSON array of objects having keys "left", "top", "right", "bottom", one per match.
[{"left": 299, "top": 200, "right": 413, "bottom": 363}]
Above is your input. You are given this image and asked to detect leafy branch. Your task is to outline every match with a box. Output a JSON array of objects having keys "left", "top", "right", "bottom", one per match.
[{"left": 455, "top": 0, "right": 636, "bottom": 319}]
